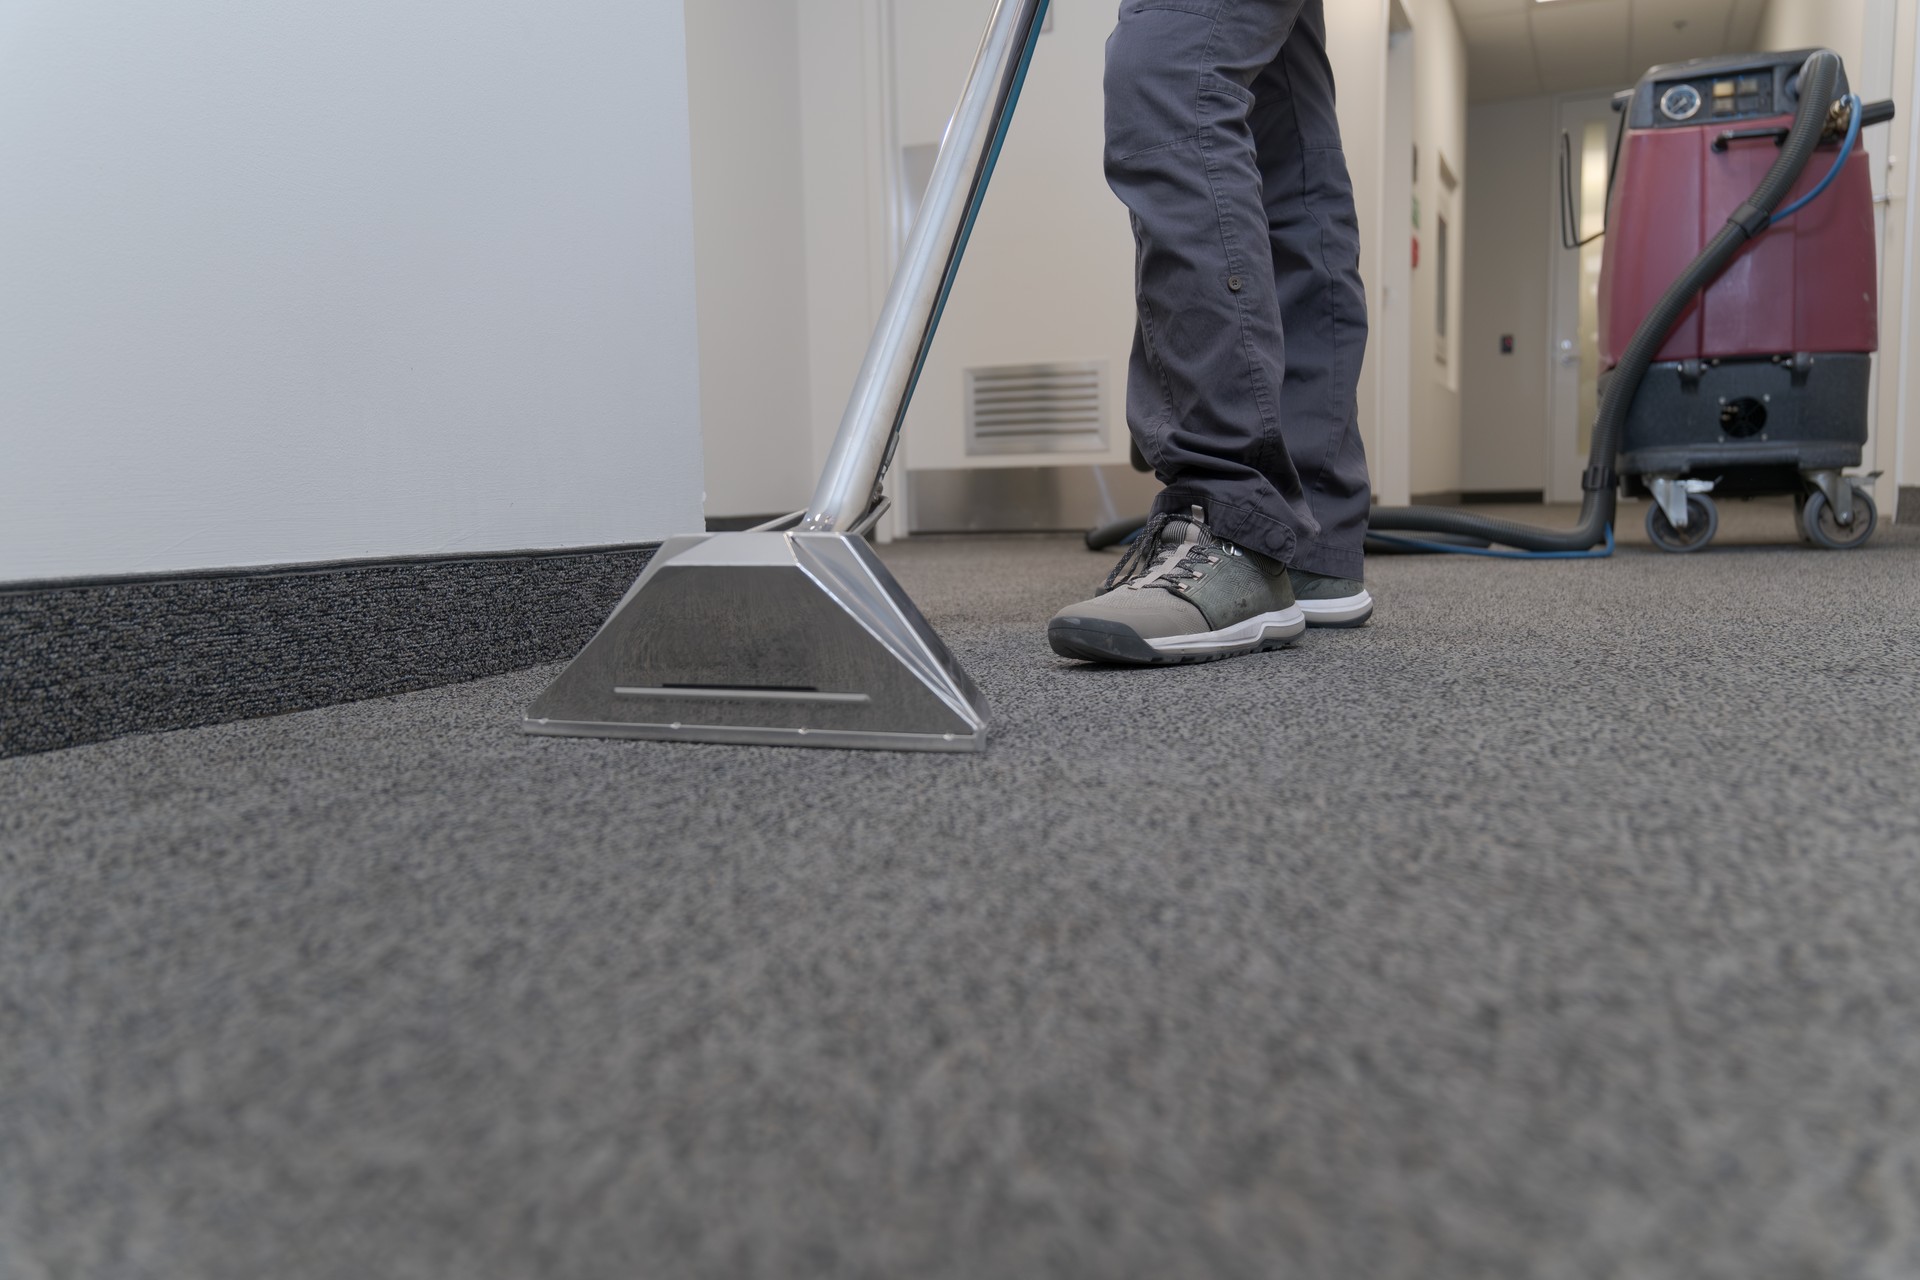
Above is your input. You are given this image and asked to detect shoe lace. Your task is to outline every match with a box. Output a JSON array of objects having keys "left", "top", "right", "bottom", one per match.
[{"left": 1099, "top": 512, "right": 1220, "bottom": 595}]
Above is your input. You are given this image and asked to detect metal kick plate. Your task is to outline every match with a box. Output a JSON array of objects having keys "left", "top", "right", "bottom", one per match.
[{"left": 523, "top": 532, "right": 988, "bottom": 752}]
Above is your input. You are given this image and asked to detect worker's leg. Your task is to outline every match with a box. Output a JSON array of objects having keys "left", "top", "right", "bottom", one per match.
[
  {"left": 1103, "top": 0, "right": 1315, "bottom": 566},
  {"left": 1246, "top": 0, "right": 1370, "bottom": 581}
]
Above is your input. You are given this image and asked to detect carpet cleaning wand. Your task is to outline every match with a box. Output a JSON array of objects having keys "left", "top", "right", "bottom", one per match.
[{"left": 523, "top": 0, "right": 1053, "bottom": 752}]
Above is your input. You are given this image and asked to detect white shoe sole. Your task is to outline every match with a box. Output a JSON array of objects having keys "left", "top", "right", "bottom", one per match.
[
  {"left": 1297, "top": 590, "right": 1374, "bottom": 628},
  {"left": 1146, "top": 606, "right": 1308, "bottom": 656}
]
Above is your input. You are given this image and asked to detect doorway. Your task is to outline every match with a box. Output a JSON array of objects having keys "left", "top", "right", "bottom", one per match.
[{"left": 1546, "top": 92, "right": 1623, "bottom": 503}]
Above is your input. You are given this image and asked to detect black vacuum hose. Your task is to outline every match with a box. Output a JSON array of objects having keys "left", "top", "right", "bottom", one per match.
[{"left": 1368, "top": 50, "right": 1844, "bottom": 553}]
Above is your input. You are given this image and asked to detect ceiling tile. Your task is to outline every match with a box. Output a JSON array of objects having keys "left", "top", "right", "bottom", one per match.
[
  {"left": 1726, "top": 0, "right": 1769, "bottom": 50},
  {"left": 1466, "top": 0, "right": 1786, "bottom": 103},
  {"left": 1530, "top": 0, "right": 1633, "bottom": 93},
  {"left": 1629, "top": 0, "right": 1734, "bottom": 74},
  {"left": 1463, "top": 10, "right": 1541, "bottom": 104}
]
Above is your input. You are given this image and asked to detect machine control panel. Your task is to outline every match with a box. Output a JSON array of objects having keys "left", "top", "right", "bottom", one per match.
[
  {"left": 1656, "top": 71, "right": 1776, "bottom": 124},
  {"left": 1627, "top": 51, "right": 1846, "bottom": 131}
]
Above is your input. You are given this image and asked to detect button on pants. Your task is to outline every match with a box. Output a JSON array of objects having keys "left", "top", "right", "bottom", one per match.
[{"left": 1106, "top": 0, "right": 1369, "bottom": 578}]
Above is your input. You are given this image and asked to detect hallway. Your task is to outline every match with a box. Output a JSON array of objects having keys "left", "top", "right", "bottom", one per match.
[{"left": 8, "top": 512, "right": 1920, "bottom": 1278}]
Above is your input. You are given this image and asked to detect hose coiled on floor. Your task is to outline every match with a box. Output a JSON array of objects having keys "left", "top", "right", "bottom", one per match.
[{"left": 1368, "top": 50, "right": 1845, "bottom": 553}]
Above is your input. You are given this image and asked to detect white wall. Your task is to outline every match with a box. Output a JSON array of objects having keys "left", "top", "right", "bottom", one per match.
[
  {"left": 1459, "top": 95, "right": 1554, "bottom": 493},
  {"left": 882, "top": 0, "right": 1417, "bottom": 500},
  {"left": 1326, "top": 1, "right": 1397, "bottom": 505},
  {"left": 1408, "top": 0, "right": 1470, "bottom": 499},
  {"left": 683, "top": 0, "right": 817, "bottom": 519},
  {"left": 1757, "top": 0, "right": 1913, "bottom": 514},
  {"left": 0, "top": 0, "right": 705, "bottom": 582},
  {"left": 1888, "top": 0, "right": 1920, "bottom": 512},
  {"left": 1757, "top": 0, "right": 1866, "bottom": 68},
  {"left": 888, "top": 0, "right": 1136, "bottom": 478},
  {"left": 791, "top": 0, "right": 1426, "bottom": 517},
  {"left": 796, "top": 0, "right": 893, "bottom": 510}
]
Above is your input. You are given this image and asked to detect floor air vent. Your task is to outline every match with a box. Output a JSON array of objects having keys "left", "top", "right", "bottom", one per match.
[{"left": 965, "top": 362, "right": 1108, "bottom": 456}]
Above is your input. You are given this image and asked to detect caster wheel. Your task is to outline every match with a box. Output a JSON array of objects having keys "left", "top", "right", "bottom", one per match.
[
  {"left": 1800, "top": 487, "right": 1877, "bottom": 550},
  {"left": 1646, "top": 494, "right": 1718, "bottom": 553}
]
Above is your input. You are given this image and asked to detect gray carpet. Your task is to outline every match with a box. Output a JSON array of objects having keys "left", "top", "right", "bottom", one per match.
[{"left": 6, "top": 501, "right": 1920, "bottom": 1279}]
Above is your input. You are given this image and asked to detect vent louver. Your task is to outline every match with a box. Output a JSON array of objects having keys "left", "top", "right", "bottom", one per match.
[{"left": 964, "top": 362, "right": 1108, "bottom": 456}]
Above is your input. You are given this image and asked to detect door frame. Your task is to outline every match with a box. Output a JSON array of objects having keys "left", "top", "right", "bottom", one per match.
[
  {"left": 1371, "top": 0, "right": 1416, "bottom": 508},
  {"left": 1544, "top": 90, "right": 1624, "bottom": 505}
]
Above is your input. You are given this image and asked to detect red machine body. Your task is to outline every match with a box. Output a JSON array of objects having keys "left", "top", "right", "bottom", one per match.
[{"left": 1601, "top": 89, "right": 1878, "bottom": 369}]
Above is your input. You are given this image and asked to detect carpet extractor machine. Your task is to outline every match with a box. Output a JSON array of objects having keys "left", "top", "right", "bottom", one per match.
[
  {"left": 523, "top": 0, "right": 1058, "bottom": 753},
  {"left": 1370, "top": 47, "right": 1896, "bottom": 557}
]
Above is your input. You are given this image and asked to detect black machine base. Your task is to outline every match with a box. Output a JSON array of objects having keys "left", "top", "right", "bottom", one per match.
[
  {"left": 1611, "top": 352, "right": 1870, "bottom": 489},
  {"left": 1608, "top": 352, "right": 1878, "bottom": 553}
]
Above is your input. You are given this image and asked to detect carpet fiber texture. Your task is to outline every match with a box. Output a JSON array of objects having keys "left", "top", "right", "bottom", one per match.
[{"left": 5, "top": 503, "right": 1920, "bottom": 1279}]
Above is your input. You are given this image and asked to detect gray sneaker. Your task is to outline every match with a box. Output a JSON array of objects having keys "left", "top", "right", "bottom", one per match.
[
  {"left": 1048, "top": 507, "right": 1305, "bottom": 665},
  {"left": 1288, "top": 569, "right": 1374, "bottom": 628}
]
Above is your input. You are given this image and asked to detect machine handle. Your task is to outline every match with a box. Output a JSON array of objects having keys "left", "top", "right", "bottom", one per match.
[
  {"left": 1712, "top": 97, "right": 1889, "bottom": 153},
  {"left": 1712, "top": 126, "right": 1792, "bottom": 152},
  {"left": 1712, "top": 99, "right": 1895, "bottom": 153}
]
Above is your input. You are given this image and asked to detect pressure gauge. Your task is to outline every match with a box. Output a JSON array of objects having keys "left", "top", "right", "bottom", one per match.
[{"left": 1660, "top": 83, "right": 1703, "bottom": 122}]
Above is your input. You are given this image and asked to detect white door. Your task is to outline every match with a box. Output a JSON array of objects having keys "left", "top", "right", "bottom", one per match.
[{"left": 1547, "top": 93, "right": 1624, "bottom": 503}]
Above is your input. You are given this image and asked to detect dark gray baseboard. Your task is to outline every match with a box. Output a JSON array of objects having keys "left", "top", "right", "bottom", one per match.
[
  {"left": 2, "top": 544, "right": 656, "bottom": 759},
  {"left": 1410, "top": 490, "right": 1548, "bottom": 506},
  {"left": 1901, "top": 487, "right": 1918, "bottom": 524}
]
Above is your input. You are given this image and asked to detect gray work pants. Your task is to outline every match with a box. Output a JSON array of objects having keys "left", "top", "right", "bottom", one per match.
[{"left": 1106, "top": 0, "right": 1369, "bottom": 579}]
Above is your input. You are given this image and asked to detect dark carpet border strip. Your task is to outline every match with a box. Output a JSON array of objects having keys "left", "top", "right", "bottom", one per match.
[
  {"left": 1901, "top": 487, "right": 1919, "bottom": 524},
  {"left": 1, "top": 543, "right": 659, "bottom": 759},
  {"left": 1, "top": 542, "right": 661, "bottom": 596}
]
